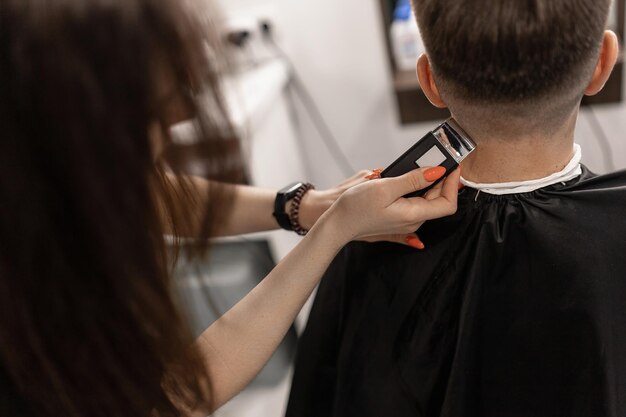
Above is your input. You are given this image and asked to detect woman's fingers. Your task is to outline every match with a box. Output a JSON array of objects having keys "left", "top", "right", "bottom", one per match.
[
  {"left": 440, "top": 166, "right": 462, "bottom": 201},
  {"left": 361, "top": 233, "right": 425, "bottom": 250},
  {"left": 424, "top": 180, "right": 444, "bottom": 201},
  {"left": 404, "top": 234, "right": 425, "bottom": 249},
  {"left": 406, "top": 167, "right": 460, "bottom": 221},
  {"left": 381, "top": 166, "right": 447, "bottom": 198},
  {"left": 365, "top": 168, "right": 384, "bottom": 180},
  {"left": 307, "top": 170, "right": 373, "bottom": 230},
  {"left": 328, "top": 166, "right": 460, "bottom": 243},
  {"left": 338, "top": 170, "right": 372, "bottom": 188}
]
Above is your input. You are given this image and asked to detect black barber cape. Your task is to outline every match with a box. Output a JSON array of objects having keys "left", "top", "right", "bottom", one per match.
[{"left": 286, "top": 167, "right": 626, "bottom": 417}]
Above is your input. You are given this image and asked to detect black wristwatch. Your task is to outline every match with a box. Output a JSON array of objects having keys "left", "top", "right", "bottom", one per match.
[{"left": 273, "top": 182, "right": 305, "bottom": 231}]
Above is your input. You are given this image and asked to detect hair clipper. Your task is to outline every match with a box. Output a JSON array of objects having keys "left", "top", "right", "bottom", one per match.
[{"left": 381, "top": 118, "right": 476, "bottom": 198}]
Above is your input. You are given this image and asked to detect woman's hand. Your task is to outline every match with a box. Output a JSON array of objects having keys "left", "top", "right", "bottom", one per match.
[
  {"left": 297, "top": 170, "right": 372, "bottom": 230},
  {"left": 319, "top": 166, "right": 461, "bottom": 247},
  {"left": 299, "top": 168, "right": 460, "bottom": 249}
]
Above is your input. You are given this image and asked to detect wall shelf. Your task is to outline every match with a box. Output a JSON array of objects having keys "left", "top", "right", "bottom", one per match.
[{"left": 380, "top": 0, "right": 626, "bottom": 125}]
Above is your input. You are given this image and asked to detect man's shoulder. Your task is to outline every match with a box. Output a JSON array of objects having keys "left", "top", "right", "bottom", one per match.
[{"left": 567, "top": 166, "right": 626, "bottom": 193}]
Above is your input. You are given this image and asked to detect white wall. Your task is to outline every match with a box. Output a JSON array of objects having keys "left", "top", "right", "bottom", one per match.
[{"left": 217, "top": 0, "right": 626, "bottom": 186}]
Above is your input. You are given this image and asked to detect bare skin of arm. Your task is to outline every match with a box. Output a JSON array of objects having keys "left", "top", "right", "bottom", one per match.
[
  {"left": 164, "top": 171, "right": 369, "bottom": 236},
  {"left": 194, "top": 167, "right": 461, "bottom": 412}
]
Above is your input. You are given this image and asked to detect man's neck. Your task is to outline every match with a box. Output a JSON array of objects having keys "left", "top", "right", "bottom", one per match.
[{"left": 458, "top": 113, "right": 578, "bottom": 184}]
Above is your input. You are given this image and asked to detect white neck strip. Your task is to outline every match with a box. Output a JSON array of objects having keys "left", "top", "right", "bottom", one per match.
[{"left": 460, "top": 144, "right": 582, "bottom": 195}]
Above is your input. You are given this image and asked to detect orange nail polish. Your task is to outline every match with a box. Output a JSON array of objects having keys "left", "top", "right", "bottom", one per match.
[
  {"left": 405, "top": 236, "right": 425, "bottom": 250},
  {"left": 424, "top": 166, "right": 447, "bottom": 182},
  {"left": 458, "top": 183, "right": 465, "bottom": 191},
  {"left": 365, "top": 168, "right": 384, "bottom": 180}
]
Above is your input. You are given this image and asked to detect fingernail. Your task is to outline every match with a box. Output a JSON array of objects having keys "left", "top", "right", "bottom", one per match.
[
  {"left": 365, "top": 168, "right": 383, "bottom": 180},
  {"left": 405, "top": 236, "right": 425, "bottom": 250},
  {"left": 458, "top": 183, "right": 465, "bottom": 191},
  {"left": 424, "top": 166, "right": 447, "bottom": 182}
]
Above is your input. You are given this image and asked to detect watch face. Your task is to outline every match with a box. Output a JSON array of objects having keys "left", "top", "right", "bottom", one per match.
[{"left": 282, "top": 182, "right": 304, "bottom": 197}]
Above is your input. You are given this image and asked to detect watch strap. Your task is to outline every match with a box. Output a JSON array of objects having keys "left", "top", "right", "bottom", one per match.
[
  {"left": 273, "top": 182, "right": 304, "bottom": 231},
  {"left": 289, "top": 183, "right": 316, "bottom": 236}
]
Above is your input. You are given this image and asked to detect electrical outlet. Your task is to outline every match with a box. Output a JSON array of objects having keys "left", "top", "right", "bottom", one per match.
[
  {"left": 220, "top": 2, "right": 281, "bottom": 37},
  {"left": 222, "top": 11, "right": 281, "bottom": 69}
]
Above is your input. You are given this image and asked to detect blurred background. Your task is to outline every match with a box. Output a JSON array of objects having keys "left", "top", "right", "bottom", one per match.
[{"left": 171, "top": 0, "right": 626, "bottom": 416}]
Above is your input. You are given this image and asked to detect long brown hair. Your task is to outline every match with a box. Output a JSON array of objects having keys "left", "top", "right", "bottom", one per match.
[{"left": 0, "top": 0, "right": 240, "bottom": 415}]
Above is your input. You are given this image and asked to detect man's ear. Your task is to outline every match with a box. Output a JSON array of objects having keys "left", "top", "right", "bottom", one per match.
[
  {"left": 417, "top": 54, "right": 447, "bottom": 108},
  {"left": 585, "top": 30, "right": 619, "bottom": 96}
]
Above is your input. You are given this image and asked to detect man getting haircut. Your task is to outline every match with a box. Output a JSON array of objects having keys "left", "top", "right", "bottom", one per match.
[{"left": 286, "top": 0, "right": 626, "bottom": 416}]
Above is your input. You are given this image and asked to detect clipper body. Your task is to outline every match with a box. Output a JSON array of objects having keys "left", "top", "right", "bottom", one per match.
[{"left": 381, "top": 118, "right": 476, "bottom": 198}]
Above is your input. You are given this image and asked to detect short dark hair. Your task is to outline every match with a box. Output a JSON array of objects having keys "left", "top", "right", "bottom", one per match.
[{"left": 412, "top": 0, "right": 612, "bottom": 103}]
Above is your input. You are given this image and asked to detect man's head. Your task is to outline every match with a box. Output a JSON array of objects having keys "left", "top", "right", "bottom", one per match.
[{"left": 412, "top": 0, "right": 618, "bottom": 138}]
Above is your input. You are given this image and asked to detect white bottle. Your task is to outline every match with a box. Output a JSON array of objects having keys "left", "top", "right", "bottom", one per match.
[{"left": 390, "top": 0, "right": 424, "bottom": 72}]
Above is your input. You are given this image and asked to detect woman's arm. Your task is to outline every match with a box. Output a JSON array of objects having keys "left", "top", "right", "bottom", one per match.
[
  {"left": 195, "top": 167, "right": 460, "bottom": 411},
  {"left": 195, "top": 213, "right": 346, "bottom": 409},
  {"left": 165, "top": 172, "right": 370, "bottom": 237}
]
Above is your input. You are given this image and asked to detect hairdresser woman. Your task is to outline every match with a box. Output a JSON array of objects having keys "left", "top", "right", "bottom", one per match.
[{"left": 0, "top": 0, "right": 459, "bottom": 416}]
